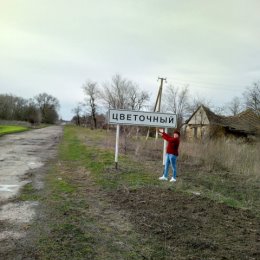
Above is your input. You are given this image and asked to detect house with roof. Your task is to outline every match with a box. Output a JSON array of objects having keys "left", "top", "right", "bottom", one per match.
[{"left": 183, "top": 105, "right": 260, "bottom": 141}]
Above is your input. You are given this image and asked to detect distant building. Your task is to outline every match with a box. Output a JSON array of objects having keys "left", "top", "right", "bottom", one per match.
[{"left": 183, "top": 105, "right": 260, "bottom": 141}]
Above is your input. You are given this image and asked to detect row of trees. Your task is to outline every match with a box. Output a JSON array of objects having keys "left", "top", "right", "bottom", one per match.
[
  {"left": 0, "top": 93, "right": 60, "bottom": 124},
  {"left": 73, "top": 74, "right": 260, "bottom": 129},
  {"left": 164, "top": 80, "right": 260, "bottom": 127},
  {"left": 72, "top": 74, "right": 150, "bottom": 128}
]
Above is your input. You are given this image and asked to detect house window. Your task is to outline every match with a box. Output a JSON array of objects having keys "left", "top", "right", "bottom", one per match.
[{"left": 193, "top": 127, "right": 198, "bottom": 139}]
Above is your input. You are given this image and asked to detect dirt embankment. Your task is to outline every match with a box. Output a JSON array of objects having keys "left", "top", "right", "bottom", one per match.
[{"left": 111, "top": 187, "right": 259, "bottom": 259}]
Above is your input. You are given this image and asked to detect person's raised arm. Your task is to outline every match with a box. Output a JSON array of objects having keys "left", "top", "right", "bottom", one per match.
[{"left": 158, "top": 128, "right": 164, "bottom": 136}]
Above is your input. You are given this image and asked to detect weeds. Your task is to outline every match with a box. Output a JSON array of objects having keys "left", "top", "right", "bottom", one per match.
[
  {"left": 180, "top": 138, "right": 260, "bottom": 177},
  {"left": 17, "top": 126, "right": 259, "bottom": 259},
  {"left": 18, "top": 183, "right": 41, "bottom": 201},
  {"left": 30, "top": 126, "right": 169, "bottom": 259},
  {"left": 84, "top": 127, "right": 260, "bottom": 214}
]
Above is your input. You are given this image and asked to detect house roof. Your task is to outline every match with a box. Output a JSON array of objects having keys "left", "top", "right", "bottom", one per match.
[
  {"left": 185, "top": 105, "right": 222, "bottom": 125},
  {"left": 220, "top": 109, "right": 260, "bottom": 134},
  {"left": 186, "top": 105, "right": 260, "bottom": 135}
]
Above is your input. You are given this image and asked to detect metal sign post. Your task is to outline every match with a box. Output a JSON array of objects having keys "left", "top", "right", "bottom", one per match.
[
  {"left": 163, "top": 128, "right": 168, "bottom": 165},
  {"left": 115, "top": 124, "right": 120, "bottom": 169}
]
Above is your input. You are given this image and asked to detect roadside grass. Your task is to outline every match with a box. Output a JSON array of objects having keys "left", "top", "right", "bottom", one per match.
[
  {"left": 60, "top": 126, "right": 259, "bottom": 256},
  {"left": 180, "top": 139, "right": 260, "bottom": 177},
  {"left": 18, "top": 183, "right": 41, "bottom": 202},
  {"left": 69, "top": 126, "right": 260, "bottom": 214},
  {"left": 171, "top": 168, "right": 260, "bottom": 213},
  {"left": 60, "top": 126, "right": 160, "bottom": 191},
  {"left": 25, "top": 125, "right": 171, "bottom": 259},
  {"left": 0, "top": 123, "right": 52, "bottom": 137},
  {"left": 36, "top": 165, "right": 97, "bottom": 260},
  {"left": 177, "top": 140, "right": 260, "bottom": 214},
  {"left": 104, "top": 130, "right": 260, "bottom": 215},
  {"left": 16, "top": 125, "right": 259, "bottom": 259},
  {"left": 0, "top": 125, "right": 29, "bottom": 136}
]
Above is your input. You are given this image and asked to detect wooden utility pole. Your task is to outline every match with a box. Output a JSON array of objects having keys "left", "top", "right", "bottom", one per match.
[
  {"left": 146, "top": 77, "right": 167, "bottom": 139},
  {"left": 155, "top": 77, "right": 167, "bottom": 112}
]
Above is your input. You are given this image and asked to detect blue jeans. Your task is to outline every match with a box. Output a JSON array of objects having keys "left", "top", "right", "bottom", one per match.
[{"left": 163, "top": 153, "right": 177, "bottom": 179}]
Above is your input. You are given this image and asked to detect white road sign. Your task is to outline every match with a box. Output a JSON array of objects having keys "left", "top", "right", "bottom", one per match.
[{"left": 108, "top": 109, "right": 177, "bottom": 128}]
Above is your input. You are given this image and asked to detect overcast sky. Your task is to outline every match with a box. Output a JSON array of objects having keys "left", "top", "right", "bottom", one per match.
[{"left": 0, "top": 0, "right": 260, "bottom": 120}]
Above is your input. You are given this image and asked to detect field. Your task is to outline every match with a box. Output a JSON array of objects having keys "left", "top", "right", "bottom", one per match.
[
  {"left": 5, "top": 126, "right": 259, "bottom": 259},
  {"left": 0, "top": 125, "right": 29, "bottom": 136}
]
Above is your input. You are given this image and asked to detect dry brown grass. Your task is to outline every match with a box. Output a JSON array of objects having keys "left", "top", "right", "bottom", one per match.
[
  {"left": 104, "top": 129, "right": 259, "bottom": 179},
  {"left": 114, "top": 133, "right": 259, "bottom": 214},
  {"left": 180, "top": 138, "right": 260, "bottom": 178},
  {"left": 73, "top": 127, "right": 260, "bottom": 212}
]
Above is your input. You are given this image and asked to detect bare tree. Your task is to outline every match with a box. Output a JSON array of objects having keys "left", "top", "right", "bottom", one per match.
[
  {"left": 187, "top": 96, "right": 212, "bottom": 114},
  {"left": 82, "top": 80, "right": 99, "bottom": 128},
  {"left": 164, "top": 84, "right": 190, "bottom": 128},
  {"left": 227, "top": 96, "right": 243, "bottom": 115},
  {"left": 25, "top": 99, "right": 41, "bottom": 124},
  {"left": 244, "top": 81, "right": 260, "bottom": 115},
  {"left": 100, "top": 74, "right": 149, "bottom": 110},
  {"left": 213, "top": 105, "right": 226, "bottom": 116},
  {"left": 34, "top": 93, "right": 60, "bottom": 124},
  {"left": 101, "top": 74, "right": 130, "bottom": 109},
  {"left": 100, "top": 75, "right": 150, "bottom": 151},
  {"left": 128, "top": 83, "right": 150, "bottom": 110},
  {"left": 71, "top": 103, "right": 82, "bottom": 126}
]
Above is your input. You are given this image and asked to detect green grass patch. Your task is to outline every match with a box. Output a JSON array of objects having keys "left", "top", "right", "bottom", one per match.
[
  {"left": 175, "top": 169, "right": 260, "bottom": 215},
  {"left": 0, "top": 125, "right": 29, "bottom": 136},
  {"left": 18, "top": 125, "right": 259, "bottom": 259},
  {"left": 34, "top": 165, "right": 97, "bottom": 259},
  {"left": 61, "top": 126, "right": 260, "bottom": 213},
  {"left": 33, "top": 126, "right": 172, "bottom": 259},
  {"left": 60, "top": 126, "right": 160, "bottom": 191},
  {"left": 18, "top": 183, "right": 41, "bottom": 201}
]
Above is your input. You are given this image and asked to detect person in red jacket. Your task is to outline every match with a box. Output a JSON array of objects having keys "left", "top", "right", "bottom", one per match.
[{"left": 158, "top": 129, "right": 180, "bottom": 182}]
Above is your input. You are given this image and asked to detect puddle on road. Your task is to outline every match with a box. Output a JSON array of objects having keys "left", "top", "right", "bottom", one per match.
[
  {"left": 28, "top": 161, "right": 44, "bottom": 169},
  {"left": 0, "top": 185, "right": 18, "bottom": 192}
]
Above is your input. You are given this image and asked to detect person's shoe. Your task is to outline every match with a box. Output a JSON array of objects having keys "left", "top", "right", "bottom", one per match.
[
  {"left": 159, "top": 176, "right": 168, "bottom": 181},
  {"left": 169, "top": 177, "right": 176, "bottom": 182}
]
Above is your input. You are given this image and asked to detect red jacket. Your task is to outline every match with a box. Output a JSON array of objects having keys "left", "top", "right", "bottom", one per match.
[{"left": 161, "top": 132, "right": 180, "bottom": 156}]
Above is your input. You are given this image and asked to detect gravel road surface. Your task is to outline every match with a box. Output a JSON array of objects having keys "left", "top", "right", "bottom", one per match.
[{"left": 0, "top": 126, "right": 63, "bottom": 244}]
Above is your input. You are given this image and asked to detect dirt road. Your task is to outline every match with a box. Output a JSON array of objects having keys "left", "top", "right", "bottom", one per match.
[{"left": 0, "top": 126, "right": 63, "bottom": 243}]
